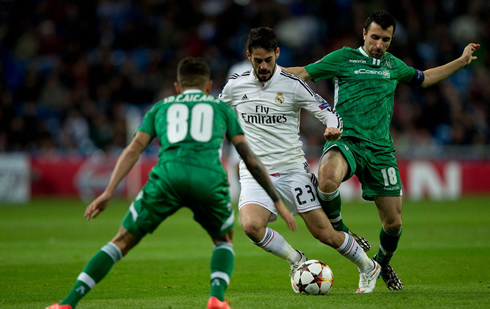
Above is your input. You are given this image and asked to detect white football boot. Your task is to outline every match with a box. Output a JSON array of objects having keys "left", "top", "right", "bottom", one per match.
[
  {"left": 289, "top": 250, "right": 307, "bottom": 277},
  {"left": 356, "top": 260, "right": 381, "bottom": 293}
]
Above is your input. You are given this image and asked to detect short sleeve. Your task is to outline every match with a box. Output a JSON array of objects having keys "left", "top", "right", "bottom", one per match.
[
  {"left": 136, "top": 104, "right": 157, "bottom": 138},
  {"left": 222, "top": 102, "right": 243, "bottom": 140},
  {"left": 394, "top": 56, "right": 416, "bottom": 83},
  {"left": 305, "top": 48, "right": 344, "bottom": 82},
  {"left": 219, "top": 80, "right": 234, "bottom": 107}
]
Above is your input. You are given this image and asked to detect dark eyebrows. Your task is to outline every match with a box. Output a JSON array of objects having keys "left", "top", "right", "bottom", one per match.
[
  {"left": 253, "top": 56, "right": 273, "bottom": 63},
  {"left": 371, "top": 34, "right": 391, "bottom": 41}
]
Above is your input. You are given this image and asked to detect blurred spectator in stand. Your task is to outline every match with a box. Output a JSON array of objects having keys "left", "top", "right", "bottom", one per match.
[
  {"left": 0, "top": 0, "right": 487, "bottom": 156},
  {"left": 60, "top": 109, "right": 94, "bottom": 154}
]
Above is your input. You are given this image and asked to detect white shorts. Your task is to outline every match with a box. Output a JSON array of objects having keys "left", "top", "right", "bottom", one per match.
[{"left": 238, "top": 166, "right": 321, "bottom": 222}]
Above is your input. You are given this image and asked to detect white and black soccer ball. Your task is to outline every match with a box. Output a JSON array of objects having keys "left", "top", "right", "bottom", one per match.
[{"left": 291, "top": 259, "right": 334, "bottom": 295}]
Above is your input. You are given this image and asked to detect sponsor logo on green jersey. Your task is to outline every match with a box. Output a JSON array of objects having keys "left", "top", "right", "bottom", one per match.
[
  {"left": 354, "top": 68, "right": 390, "bottom": 78},
  {"left": 349, "top": 59, "right": 367, "bottom": 64}
]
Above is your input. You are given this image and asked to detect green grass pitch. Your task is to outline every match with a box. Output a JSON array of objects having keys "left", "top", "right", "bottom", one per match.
[{"left": 1, "top": 197, "right": 490, "bottom": 308}]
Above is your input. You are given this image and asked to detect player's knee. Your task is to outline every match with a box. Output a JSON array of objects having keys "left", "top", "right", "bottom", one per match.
[
  {"left": 241, "top": 221, "right": 265, "bottom": 242},
  {"left": 213, "top": 230, "right": 234, "bottom": 244},
  {"left": 111, "top": 228, "right": 140, "bottom": 256},
  {"left": 111, "top": 239, "right": 133, "bottom": 257},
  {"left": 319, "top": 178, "right": 340, "bottom": 193},
  {"left": 383, "top": 220, "right": 402, "bottom": 234}
]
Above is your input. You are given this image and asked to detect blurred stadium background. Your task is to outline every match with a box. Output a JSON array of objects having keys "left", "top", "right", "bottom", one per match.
[{"left": 0, "top": 0, "right": 489, "bottom": 204}]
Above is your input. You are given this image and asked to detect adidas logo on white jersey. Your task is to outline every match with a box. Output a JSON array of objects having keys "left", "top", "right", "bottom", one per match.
[{"left": 241, "top": 94, "right": 249, "bottom": 101}]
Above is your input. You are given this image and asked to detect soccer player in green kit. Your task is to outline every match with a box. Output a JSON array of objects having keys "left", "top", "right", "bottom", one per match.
[
  {"left": 46, "top": 57, "right": 296, "bottom": 309},
  {"left": 284, "top": 10, "right": 479, "bottom": 290}
]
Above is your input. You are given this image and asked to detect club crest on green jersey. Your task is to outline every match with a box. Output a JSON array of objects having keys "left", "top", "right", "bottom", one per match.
[{"left": 385, "top": 58, "right": 392, "bottom": 69}]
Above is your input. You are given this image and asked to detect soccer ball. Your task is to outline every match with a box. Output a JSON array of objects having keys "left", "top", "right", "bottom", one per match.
[{"left": 291, "top": 259, "right": 334, "bottom": 295}]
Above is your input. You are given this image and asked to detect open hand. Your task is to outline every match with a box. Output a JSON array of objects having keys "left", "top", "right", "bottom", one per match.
[
  {"left": 461, "top": 43, "right": 480, "bottom": 65},
  {"left": 85, "top": 191, "right": 113, "bottom": 221}
]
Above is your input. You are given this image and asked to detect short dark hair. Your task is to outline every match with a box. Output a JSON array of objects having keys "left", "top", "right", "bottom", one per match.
[
  {"left": 364, "top": 10, "right": 396, "bottom": 35},
  {"left": 247, "top": 27, "right": 278, "bottom": 54},
  {"left": 177, "top": 57, "right": 210, "bottom": 88}
]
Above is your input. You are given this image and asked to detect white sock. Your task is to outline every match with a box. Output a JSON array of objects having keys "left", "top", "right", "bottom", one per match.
[
  {"left": 252, "top": 227, "right": 299, "bottom": 263},
  {"left": 336, "top": 232, "right": 372, "bottom": 271},
  {"left": 317, "top": 188, "right": 339, "bottom": 202}
]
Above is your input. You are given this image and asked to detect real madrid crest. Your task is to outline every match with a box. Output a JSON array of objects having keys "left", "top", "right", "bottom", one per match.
[{"left": 275, "top": 92, "right": 284, "bottom": 105}]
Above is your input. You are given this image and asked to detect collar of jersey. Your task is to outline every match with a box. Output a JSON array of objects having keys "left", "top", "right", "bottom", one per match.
[
  {"left": 358, "top": 46, "right": 384, "bottom": 66},
  {"left": 183, "top": 89, "right": 203, "bottom": 94},
  {"left": 249, "top": 65, "right": 281, "bottom": 88}
]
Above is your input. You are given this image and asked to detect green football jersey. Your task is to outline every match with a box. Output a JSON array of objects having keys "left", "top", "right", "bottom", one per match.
[
  {"left": 137, "top": 89, "right": 243, "bottom": 170},
  {"left": 305, "top": 46, "right": 416, "bottom": 148}
]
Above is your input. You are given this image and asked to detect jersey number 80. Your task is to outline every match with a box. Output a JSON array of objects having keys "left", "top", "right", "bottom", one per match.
[{"left": 167, "top": 104, "right": 214, "bottom": 143}]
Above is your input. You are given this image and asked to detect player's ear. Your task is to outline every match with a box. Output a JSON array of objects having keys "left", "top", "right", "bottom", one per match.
[
  {"left": 174, "top": 82, "right": 182, "bottom": 94},
  {"left": 204, "top": 80, "right": 213, "bottom": 94},
  {"left": 246, "top": 50, "right": 251, "bottom": 60},
  {"left": 363, "top": 28, "right": 367, "bottom": 40},
  {"left": 276, "top": 47, "right": 280, "bottom": 59}
]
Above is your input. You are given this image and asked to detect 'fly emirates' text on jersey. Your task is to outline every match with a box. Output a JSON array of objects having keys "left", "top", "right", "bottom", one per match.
[{"left": 219, "top": 66, "right": 342, "bottom": 176}]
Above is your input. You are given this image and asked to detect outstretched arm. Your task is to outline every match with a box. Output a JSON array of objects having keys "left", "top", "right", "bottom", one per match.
[
  {"left": 85, "top": 132, "right": 152, "bottom": 220},
  {"left": 231, "top": 134, "right": 297, "bottom": 231},
  {"left": 281, "top": 66, "right": 312, "bottom": 81},
  {"left": 421, "top": 43, "right": 480, "bottom": 88}
]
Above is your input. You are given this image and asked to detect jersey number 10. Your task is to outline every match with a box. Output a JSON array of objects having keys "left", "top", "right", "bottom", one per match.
[{"left": 167, "top": 103, "right": 214, "bottom": 143}]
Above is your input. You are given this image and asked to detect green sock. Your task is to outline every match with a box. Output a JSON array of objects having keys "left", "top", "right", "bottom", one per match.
[
  {"left": 210, "top": 242, "right": 234, "bottom": 301},
  {"left": 61, "top": 242, "right": 122, "bottom": 308},
  {"left": 376, "top": 226, "right": 402, "bottom": 267},
  {"left": 317, "top": 188, "right": 348, "bottom": 232}
]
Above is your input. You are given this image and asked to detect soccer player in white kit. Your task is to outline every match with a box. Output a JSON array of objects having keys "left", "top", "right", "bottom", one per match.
[{"left": 220, "top": 27, "right": 382, "bottom": 293}]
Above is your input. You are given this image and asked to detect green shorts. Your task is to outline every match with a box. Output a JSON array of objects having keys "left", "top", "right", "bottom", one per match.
[
  {"left": 122, "top": 161, "right": 234, "bottom": 239},
  {"left": 322, "top": 137, "right": 402, "bottom": 200}
]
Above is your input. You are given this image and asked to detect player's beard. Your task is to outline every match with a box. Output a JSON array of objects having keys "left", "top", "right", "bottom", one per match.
[
  {"left": 369, "top": 48, "right": 384, "bottom": 59},
  {"left": 255, "top": 64, "right": 275, "bottom": 82}
]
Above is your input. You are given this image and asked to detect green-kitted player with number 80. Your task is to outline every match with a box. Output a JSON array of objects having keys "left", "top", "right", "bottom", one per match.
[{"left": 46, "top": 57, "right": 297, "bottom": 309}]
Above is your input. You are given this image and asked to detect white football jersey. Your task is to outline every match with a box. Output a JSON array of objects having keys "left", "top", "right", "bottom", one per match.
[{"left": 219, "top": 66, "right": 343, "bottom": 176}]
